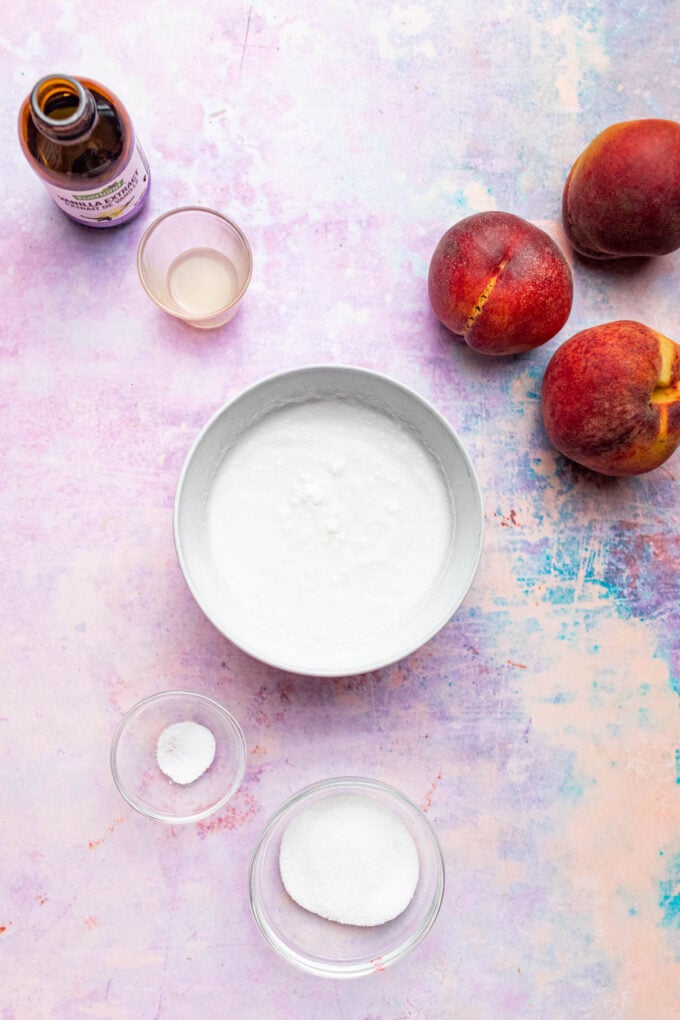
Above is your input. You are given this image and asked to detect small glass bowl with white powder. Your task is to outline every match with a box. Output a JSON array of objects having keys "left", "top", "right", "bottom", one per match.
[
  {"left": 110, "top": 691, "right": 246, "bottom": 824},
  {"left": 249, "top": 777, "right": 445, "bottom": 978}
]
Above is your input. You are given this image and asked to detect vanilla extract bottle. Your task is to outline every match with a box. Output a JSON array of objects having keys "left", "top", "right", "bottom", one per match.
[{"left": 18, "top": 74, "right": 150, "bottom": 227}]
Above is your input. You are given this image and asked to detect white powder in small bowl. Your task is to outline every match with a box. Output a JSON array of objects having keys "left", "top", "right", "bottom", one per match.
[
  {"left": 156, "top": 720, "right": 216, "bottom": 785},
  {"left": 279, "top": 793, "right": 420, "bottom": 927}
]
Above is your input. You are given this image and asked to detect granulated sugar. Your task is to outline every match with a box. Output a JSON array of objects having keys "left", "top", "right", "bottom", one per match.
[{"left": 279, "top": 793, "right": 419, "bottom": 927}]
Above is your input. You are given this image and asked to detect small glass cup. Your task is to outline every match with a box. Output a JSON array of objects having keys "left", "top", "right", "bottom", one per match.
[
  {"left": 137, "top": 207, "right": 253, "bottom": 329},
  {"left": 110, "top": 690, "right": 247, "bottom": 824}
]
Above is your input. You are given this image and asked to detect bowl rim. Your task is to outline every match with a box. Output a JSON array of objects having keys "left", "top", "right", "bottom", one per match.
[
  {"left": 173, "top": 364, "right": 484, "bottom": 677},
  {"left": 109, "top": 689, "right": 247, "bottom": 824},
  {"left": 248, "top": 775, "right": 446, "bottom": 978}
]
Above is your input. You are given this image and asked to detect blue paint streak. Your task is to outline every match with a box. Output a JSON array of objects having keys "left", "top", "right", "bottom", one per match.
[
  {"left": 550, "top": 691, "right": 574, "bottom": 704},
  {"left": 659, "top": 855, "right": 680, "bottom": 928}
]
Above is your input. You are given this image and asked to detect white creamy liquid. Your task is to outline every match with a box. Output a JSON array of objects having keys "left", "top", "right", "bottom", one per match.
[{"left": 205, "top": 398, "right": 454, "bottom": 668}]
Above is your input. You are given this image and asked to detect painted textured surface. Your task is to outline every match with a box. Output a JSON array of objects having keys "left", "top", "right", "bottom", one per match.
[{"left": 2, "top": 1, "right": 680, "bottom": 1017}]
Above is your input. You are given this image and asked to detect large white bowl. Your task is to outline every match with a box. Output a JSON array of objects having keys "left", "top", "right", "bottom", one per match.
[{"left": 174, "top": 365, "right": 483, "bottom": 676}]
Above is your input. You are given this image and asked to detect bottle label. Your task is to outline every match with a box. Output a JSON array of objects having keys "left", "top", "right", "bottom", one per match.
[{"left": 43, "top": 141, "right": 150, "bottom": 227}]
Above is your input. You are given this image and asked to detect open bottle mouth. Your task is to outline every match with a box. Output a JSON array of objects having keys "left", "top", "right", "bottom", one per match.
[{"left": 30, "top": 74, "right": 93, "bottom": 137}]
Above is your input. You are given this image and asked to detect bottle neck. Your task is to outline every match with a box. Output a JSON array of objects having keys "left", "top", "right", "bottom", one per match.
[{"left": 30, "top": 75, "right": 96, "bottom": 141}]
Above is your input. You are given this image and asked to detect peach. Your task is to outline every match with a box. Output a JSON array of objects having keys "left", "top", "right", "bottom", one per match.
[
  {"left": 562, "top": 119, "right": 680, "bottom": 258},
  {"left": 541, "top": 320, "right": 680, "bottom": 476},
  {"left": 428, "top": 212, "right": 573, "bottom": 355}
]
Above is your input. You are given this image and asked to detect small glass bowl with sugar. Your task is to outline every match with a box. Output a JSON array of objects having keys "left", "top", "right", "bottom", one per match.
[
  {"left": 248, "top": 776, "right": 445, "bottom": 978},
  {"left": 110, "top": 691, "right": 246, "bottom": 824}
]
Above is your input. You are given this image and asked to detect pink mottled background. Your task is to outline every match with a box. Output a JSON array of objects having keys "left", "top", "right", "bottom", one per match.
[{"left": 2, "top": 2, "right": 680, "bottom": 1018}]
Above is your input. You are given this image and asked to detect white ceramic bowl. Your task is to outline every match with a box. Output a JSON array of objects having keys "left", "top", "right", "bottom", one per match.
[
  {"left": 174, "top": 365, "right": 483, "bottom": 676},
  {"left": 248, "top": 777, "right": 445, "bottom": 978}
]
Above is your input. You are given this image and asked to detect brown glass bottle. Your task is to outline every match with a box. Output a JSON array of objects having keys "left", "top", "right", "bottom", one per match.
[{"left": 18, "top": 74, "right": 150, "bottom": 228}]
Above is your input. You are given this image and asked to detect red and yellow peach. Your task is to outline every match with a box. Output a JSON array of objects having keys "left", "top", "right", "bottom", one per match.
[
  {"left": 541, "top": 320, "right": 680, "bottom": 475},
  {"left": 562, "top": 119, "right": 680, "bottom": 259},
  {"left": 428, "top": 211, "right": 573, "bottom": 356}
]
